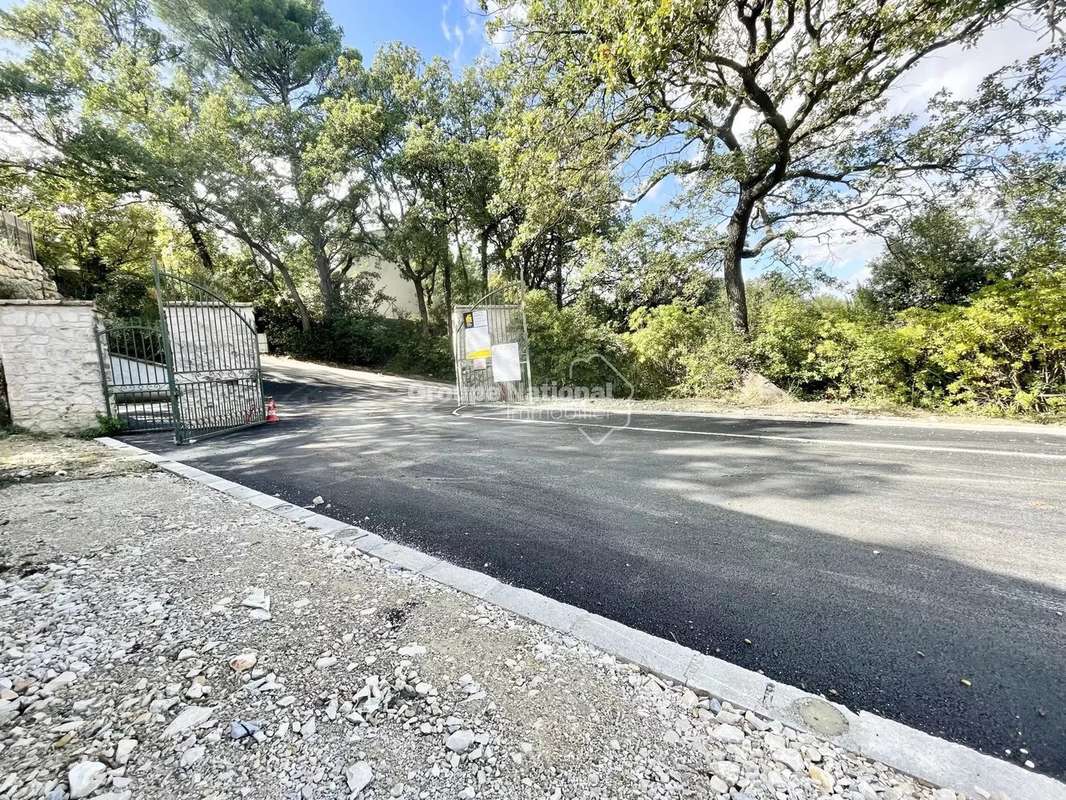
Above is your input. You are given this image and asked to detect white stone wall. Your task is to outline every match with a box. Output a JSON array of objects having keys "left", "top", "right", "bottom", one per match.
[
  {"left": 163, "top": 303, "right": 262, "bottom": 430},
  {"left": 0, "top": 301, "right": 105, "bottom": 433}
]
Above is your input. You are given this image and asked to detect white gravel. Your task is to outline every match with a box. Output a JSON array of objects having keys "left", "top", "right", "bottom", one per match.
[{"left": 0, "top": 438, "right": 988, "bottom": 799}]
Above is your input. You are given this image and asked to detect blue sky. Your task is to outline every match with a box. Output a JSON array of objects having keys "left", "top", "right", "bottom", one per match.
[{"left": 328, "top": 0, "right": 489, "bottom": 66}]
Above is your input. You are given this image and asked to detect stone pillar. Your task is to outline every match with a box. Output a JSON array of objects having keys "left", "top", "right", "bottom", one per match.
[{"left": 0, "top": 301, "right": 106, "bottom": 433}]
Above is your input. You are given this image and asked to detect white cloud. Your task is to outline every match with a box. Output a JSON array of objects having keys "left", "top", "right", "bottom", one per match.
[
  {"left": 888, "top": 17, "right": 1048, "bottom": 115},
  {"left": 441, "top": 0, "right": 453, "bottom": 42},
  {"left": 768, "top": 17, "right": 1052, "bottom": 286}
]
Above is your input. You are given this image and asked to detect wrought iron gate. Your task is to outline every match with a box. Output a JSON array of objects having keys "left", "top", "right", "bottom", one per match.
[
  {"left": 96, "top": 321, "right": 174, "bottom": 431},
  {"left": 154, "top": 266, "right": 265, "bottom": 444},
  {"left": 96, "top": 263, "right": 266, "bottom": 444}
]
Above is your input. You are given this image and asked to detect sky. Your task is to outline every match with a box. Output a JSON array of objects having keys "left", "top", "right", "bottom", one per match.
[{"left": 327, "top": 0, "right": 490, "bottom": 67}]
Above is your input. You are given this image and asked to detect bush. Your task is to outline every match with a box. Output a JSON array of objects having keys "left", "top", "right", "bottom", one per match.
[
  {"left": 677, "top": 320, "right": 751, "bottom": 397},
  {"left": 524, "top": 290, "right": 632, "bottom": 391},
  {"left": 898, "top": 270, "right": 1066, "bottom": 414},
  {"left": 810, "top": 309, "right": 914, "bottom": 403},
  {"left": 269, "top": 315, "right": 455, "bottom": 380},
  {"left": 749, "top": 293, "right": 822, "bottom": 391},
  {"left": 625, "top": 303, "right": 710, "bottom": 397}
]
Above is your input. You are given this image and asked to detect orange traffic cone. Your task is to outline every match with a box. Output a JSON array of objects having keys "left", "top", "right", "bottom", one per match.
[{"left": 265, "top": 397, "right": 279, "bottom": 423}]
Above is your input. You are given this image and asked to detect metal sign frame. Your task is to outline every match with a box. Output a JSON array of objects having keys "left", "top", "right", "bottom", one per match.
[{"left": 452, "top": 282, "right": 533, "bottom": 406}]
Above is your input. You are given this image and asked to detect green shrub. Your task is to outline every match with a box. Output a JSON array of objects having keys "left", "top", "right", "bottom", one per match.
[
  {"left": 898, "top": 270, "right": 1066, "bottom": 414},
  {"left": 677, "top": 322, "right": 751, "bottom": 397},
  {"left": 76, "top": 414, "right": 127, "bottom": 439},
  {"left": 524, "top": 290, "right": 632, "bottom": 391},
  {"left": 811, "top": 309, "right": 914, "bottom": 402},
  {"left": 625, "top": 303, "right": 711, "bottom": 397},
  {"left": 749, "top": 293, "right": 823, "bottom": 390},
  {"left": 269, "top": 315, "right": 455, "bottom": 380}
]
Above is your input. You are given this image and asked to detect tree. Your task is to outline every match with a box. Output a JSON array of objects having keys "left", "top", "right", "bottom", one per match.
[
  {"left": 493, "top": 0, "right": 1063, "bottom": 334},
  {"left": 445, "top": 64, "right": 511, "bottom": 292},
  {"left": 0, "top": 0, "right": 369, "bottom": 330},
  {"left": 995, "top": 153, "right": 1066, "bottom": 278},
  {"left": 0, "top": 0, "right": 218, "bottom": 273},
  {"left": 0, "top": 173, "right": 158, "bottom": 295},
  {"left": 156, "top": 0, "right": 364, "bottom": 322},
  {"left": 495, "top": 100, "right": 621, "bottom": 308},
  {"left": 866, "top": 206, "right": 997, "bottom": 312},
  {"left": 573, "top": 217, "right": 715, "bottom": 329}
]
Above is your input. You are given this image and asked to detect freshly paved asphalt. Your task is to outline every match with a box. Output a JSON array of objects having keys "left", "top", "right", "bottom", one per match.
[{"left": 124, "top": 357, "right": 1066, "bottom": 780}]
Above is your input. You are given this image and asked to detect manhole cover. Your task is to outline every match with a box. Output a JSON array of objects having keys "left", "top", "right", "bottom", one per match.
[{"left": 793, "top": 697, "right": 848, "bottom": 737}]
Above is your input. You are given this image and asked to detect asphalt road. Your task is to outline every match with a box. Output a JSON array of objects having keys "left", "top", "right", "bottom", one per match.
[{"left": 124, "top": 357, "right": 1066, "bottom": 780}]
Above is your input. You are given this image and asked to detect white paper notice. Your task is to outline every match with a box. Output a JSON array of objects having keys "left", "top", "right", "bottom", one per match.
[
  {"left": 465, "top": 326, "right": 491, "bottom": 359},
  {"left": 491, "top": 342, "right": 521, "bottom": 383}
]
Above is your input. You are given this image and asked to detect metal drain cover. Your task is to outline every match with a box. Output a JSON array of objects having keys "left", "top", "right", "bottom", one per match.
[{"left": 793, "top": 697, "right": 849, "bottom": 737}]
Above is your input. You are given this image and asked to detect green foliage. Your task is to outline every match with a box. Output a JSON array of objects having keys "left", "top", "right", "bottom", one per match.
[
  {"left": 269, "top": 315, "right": 455, "bottom": 379},
  {"left": 76, "top": 413, "right": 128, "bottom": 439},
  {"left": 94, "top": 271, "right": 156, "bottom": 319},
  {"left": 625, "top": 304, "right": 711, "bottom": 398},
  {"left": 574, "top": 218, "right": 715, "bottom": 329},
  {"left": 522, "top": 290, "right": 630, "bottom": 390},
  {"left": 493, "top": 0, "right": 1062, "bottom": 332},
  {"left": 866, "top": 205, "right": 999, "bottom": 312},
  {"left": 898, "top": 270, "right": 1066, "bottom": 413}
]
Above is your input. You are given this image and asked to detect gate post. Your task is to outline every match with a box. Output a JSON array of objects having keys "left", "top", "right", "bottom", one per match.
[
  {"left": 153, "top": 258, "right": 184, "bottom": 444},
  {"left": 92, "top": 313, "right": 113, "bottom": 421}
]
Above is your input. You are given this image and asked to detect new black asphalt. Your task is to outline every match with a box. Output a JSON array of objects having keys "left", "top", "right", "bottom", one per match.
[{"left": 123, "top": 357, "right": 1066, "bottom": 781}]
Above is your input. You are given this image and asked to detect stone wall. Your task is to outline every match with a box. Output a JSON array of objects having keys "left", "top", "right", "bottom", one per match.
[
  {"left": 0, "top": 301, "right": 106, "bottom": 433},
  {"left": 0, "top": 249, "right": 60, "bottom": 300}
]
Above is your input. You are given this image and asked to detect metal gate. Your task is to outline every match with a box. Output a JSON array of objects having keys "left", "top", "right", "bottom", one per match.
[
  {"left": 96, "top": 262, "right": 266, "bottom": 444},
  {"left": 96, "top": 321, "right": 174, "bottom": 431},
  {"left": 452, "top": 285, "right": 532, "bottom": 406},
  {"left": 154, "top": 266, "right": 265, "bottom": 444}
]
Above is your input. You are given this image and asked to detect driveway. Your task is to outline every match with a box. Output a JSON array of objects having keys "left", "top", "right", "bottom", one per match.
[{"left": 123, "top": 356, "right": 1066, "bottom": 781}]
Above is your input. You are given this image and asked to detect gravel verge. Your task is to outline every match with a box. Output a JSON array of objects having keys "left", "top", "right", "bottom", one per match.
[{"left": 0, "top": 438, "right": 986, "bottom": 800}]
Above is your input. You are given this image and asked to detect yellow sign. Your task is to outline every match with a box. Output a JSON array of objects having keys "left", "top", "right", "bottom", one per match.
[{"left": 465, "top": 326, "right": 491, "bottom": 360}]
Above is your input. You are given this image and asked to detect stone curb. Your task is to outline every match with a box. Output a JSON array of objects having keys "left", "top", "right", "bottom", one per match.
[{"left": 96, "top": 436, "right": 1065, "bottom": 800}]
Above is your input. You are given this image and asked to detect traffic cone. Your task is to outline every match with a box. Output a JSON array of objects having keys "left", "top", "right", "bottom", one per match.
[{"left": 265, "top": 397, "right": 279, "bottom": 423}]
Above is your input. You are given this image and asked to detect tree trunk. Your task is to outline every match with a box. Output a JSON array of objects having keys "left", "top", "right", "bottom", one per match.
[
  {"left": 553, "top": 232, "right": 564, "bottom": 309},
  {"left": 311, "top": 232, "right": 338, "bottom": 320},
  {"left": 273, "top": 255, "right": 313, "bottom": 332},
  {"left": 232, "top": 225, "right": 312, "bottom": 332},
  {"left": 442, "top": 255, "right": 453, "bottom": 328},
  {"left": 479, "top": 228, "right": 490, "bottom": 291},
  {"left": 723, "top": 199, "right": 753, "bottom": 335},
  {"left": 177, "top": 206, "right": 215, "bottom": 273},
  {"left": 452, "top": 223, "right": 470, "bottom": 298},
  {"left": 411, "top": 273, "right": 430, "bottom": 334}
]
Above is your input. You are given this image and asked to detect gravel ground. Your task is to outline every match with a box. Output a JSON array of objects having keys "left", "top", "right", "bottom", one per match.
[{"left": 0, "top": 438, "right": 982, "bottom": 800}]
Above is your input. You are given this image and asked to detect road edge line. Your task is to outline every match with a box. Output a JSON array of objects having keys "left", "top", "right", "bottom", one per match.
[
  {"left": 96, "top": 436, "right": 1065, "bottom": 800},
  {"left": 512, "top": 401, "right": 1066, "bottom": 437}
]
